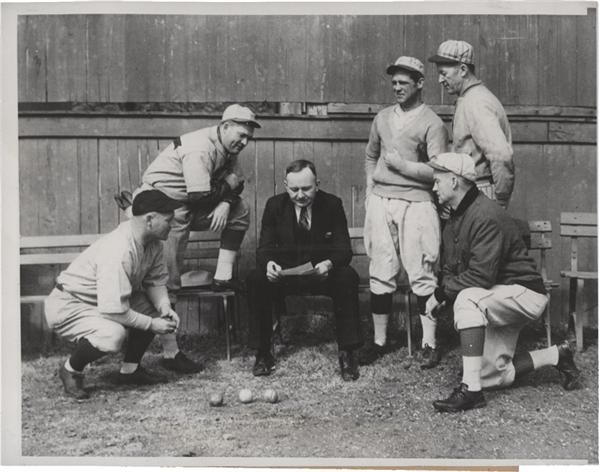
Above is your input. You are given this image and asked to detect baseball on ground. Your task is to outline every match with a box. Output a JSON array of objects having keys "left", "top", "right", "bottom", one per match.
[
  {"left": 238, "top": 388, "right": 253, "bottom": 404},
  {"left": 262, "top": 388, "right": 279, "bottom": 403},
  {"left": 208, "top": 392, "right": 224, "bottom": 407}
]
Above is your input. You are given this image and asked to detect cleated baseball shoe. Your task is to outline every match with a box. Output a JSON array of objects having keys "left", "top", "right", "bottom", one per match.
[
  {"left": 252, "top": 351, "right": 276, "bottom": 377},
  {"left": 433, "top": 383, "right": 486, "bottom": 413},
  {"left": 358, "top": 342, "right": 389, "bottom": 366},
  {"left": 420, "top": 344, "right": 442, "bottom": 369},
  {"left": 556, "top": 340, "right": 582, "bottom": 391},
  {"left": 160, "top": 352, "right": 203, "bottom": 374},
  {"left": 58, "top": 362, "right": 89, "bottom": 400},
  {"left": 117, "top": 366, "right": 169, "bottom": 385},
  {"left": 339, "top": 349, "right": 360, "bottom": 381}
]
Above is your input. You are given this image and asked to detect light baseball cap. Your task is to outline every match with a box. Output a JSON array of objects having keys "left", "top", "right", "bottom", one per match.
[
  {"left": 428, "top": 152, "right": 477, "bottom": 182},
  {"left": 386, "top": 56, "right": 425, "bottom": 76},
  {"left": 428, "top": 40, "right": 474, "bottom": 65},
  {"left": 221, "top": 104, "right": 261, "bottom": 129}
]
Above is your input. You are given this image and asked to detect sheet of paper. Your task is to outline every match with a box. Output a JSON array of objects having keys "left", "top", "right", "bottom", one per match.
[{"left": 279, "top": 262, "right": 315, "bottom": 277}]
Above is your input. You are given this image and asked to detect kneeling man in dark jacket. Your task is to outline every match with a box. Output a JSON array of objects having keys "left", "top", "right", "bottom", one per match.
[
  {"left": 247, "top": 159, "right": 363, "bottom": 381},
  {"left": 426, "top": 152, "right": 581, "bottom": 412}
]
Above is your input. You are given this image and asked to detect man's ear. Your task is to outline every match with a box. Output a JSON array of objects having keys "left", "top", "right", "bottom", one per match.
[
  {"left": 459, "top": 63, "right": 470, "bottom": 77},
  {"left": 416, "top": 76, "right": 425, "bottom": 90},
  {"left": 315, "top": 179, "right": 320, "bottom": 188}
]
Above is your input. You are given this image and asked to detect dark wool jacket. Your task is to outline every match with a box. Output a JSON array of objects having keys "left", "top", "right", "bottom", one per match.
[
  {"left": 434, "top": 186, "right": 546, "bottom": 303},
  {"left": 256, "top": 190, "right": 352, "bottom": 272}
]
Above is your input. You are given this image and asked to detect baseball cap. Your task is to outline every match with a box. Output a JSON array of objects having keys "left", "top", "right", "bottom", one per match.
[
  {"left": 428, "top": 40, "right": 474, "bottom": 65},
  {"left": 428, "top": 152, "right": 477, "bottom": 182},
  {"left": 132, "top": 189, "right": 183, "bottom": 216},
  {"left": 221, "top": 104, "right": 261, "bottom": 129},
  {"left": 386, "top": 56, "right": 425, "bottom": 76}
]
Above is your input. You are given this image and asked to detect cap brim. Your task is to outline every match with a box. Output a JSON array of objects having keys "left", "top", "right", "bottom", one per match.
[
  {"left": 230, "top": 119, "right": 261, "bottom": 129},
  {"left": 386, "top": 64, "right": 423, "bottom": 76},
  {"left": 427, "top": 161, "right": 451, "bottom": 172},
  {"left": 427, "top": 54, "right": 460, "bottom": 64}
]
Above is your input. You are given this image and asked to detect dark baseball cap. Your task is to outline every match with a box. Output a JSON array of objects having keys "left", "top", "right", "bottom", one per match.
[{"left": 132, "top": 189, "right": 182, "bottom": 216}]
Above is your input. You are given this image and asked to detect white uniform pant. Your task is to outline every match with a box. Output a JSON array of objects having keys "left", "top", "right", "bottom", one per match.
[
  {"left": 453, "top": 284, "right": 549, "bottom": 389},
  {"left": 364, "top": 194, "right": 440, "bottom": 296},
  {"left": 45, "top": 289, "right": 160, "bottom": 354}
]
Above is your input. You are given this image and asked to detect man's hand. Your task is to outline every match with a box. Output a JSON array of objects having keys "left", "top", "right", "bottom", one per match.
[
  {"left": 314, "top": 260, "right": 333, "bottom": 280},
  {"left": 150, "top": 317, "right": 177, "bottom": 334},
  {"left": 161, "top": 308, "right": 180, "bottom": 329},
  {"left": 384, "top": 150, "right": 408, "bottom": 174},
  {"left": 208, "top": 201, "right": 231, "bottom": 232},
  {"left": 425, "top": 293, "right": 445, "bottom": 318},
  {"left": 266, "top": 261, "right": 282, "bottom": 283}
]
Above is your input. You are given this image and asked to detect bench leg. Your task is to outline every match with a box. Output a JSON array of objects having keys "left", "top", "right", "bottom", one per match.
[
  {"left": 573, "top": 279, "right": 585, "bottom": 352},
  {"left": 222, "top": 297, "right": 231, "bottom": 361}
]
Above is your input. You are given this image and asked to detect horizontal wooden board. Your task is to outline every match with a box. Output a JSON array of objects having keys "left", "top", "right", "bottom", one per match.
[
  {"left": 549, "top": 122, "right": 597, "bottom": 143},
  {"left": 560, "top": 270, "right": 599, "bottom": 280},
  {"left": 560, "top": 212, "right": 597, "bottom": 225},
  {"left": 20, "top": 253, "right": 80, "bottom": 265},
  {"left": 560, "top": 226, "right": 598, "bottom": 237},
  {"left": 528, "top": 220, "right": 552, "bottom": 232},
  {"left": 21, "top": 233, "right": 101, "bottom": 248}
]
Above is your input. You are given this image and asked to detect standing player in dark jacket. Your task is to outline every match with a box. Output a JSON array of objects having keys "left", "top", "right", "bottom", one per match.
[
  {"left": 425, "top": 152, "right": 581, "bottom": 412},
  {"left": 246, "top": 160, "right": 363, "bottom": 381}
]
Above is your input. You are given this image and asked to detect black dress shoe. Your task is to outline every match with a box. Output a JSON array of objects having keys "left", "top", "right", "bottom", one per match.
[
  {"left": 358, "top": 342, "right": 389, "bottom": 366},
  {"left": 556, "top": 340, "right": 582, "bottom": 391},
  {"left": 58, "top": 363, "right": 89, "bottom": 400},
  {"left": 252, "top": 351, "right": 275, "bottom": 377},
  {"left": 211, "top": 279, "right": 245, "bottom": 293},
  {"left": 117, "top": 366, "right": 169, "bottom": 385},
  {"left": 420, "top": 344, "right": 442, "bottom": 370},
  {"left": 433, "top": 383, "right": 486, "bottom": 413},
  {"left": 339, "top": 349, "right": 360, "bottom": 381},
  {"left": 160, "top": 352, "right": 203, "bottom": 374}
]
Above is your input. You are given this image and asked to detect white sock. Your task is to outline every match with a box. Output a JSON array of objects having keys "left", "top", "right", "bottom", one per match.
[
  {"left": 119, "top": 362, "right": 139, "bottom": 374},
  {"left": 420, "top": 314, "right": 437, "bottom": 349},
  {"left": 529, "top": 345, "right": 559, "bottom": 369},
  {"left": 64, "top": 359, "right": 79, "bottom": 373},
  {"left": 372, "top": 313, "right": 389, "bottom": 346},
  {"left": 160, "top": 332, "right": 179, "bottom": 359},
  {"left": 214, "top": 249, "right": 237, "bottom": 281},
  {"left": 462, "top": 356, "right": 483, "bottom": 391}
]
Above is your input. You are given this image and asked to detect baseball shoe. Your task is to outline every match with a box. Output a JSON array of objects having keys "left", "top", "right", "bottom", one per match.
[
  {"left": 160, "top": 352, "right": 203, "bottom": 374},
  {"left": 339, "top": 349, "right": 360, "bottom": 381},
  {"left": 117, "top": 366, "right": 169, "bottom": 385},
  {"left": 358, "top": 342, "right": 389, "bottom": 366},
  {"left": 433, "top": 383, "right": 486, "bottom": 413},
  {"left": 252, "top": 351, "right": 275, "bottom": 377},
  {"left": 420, "top": 344, "right": 442, "bottom": 369},
  {"left": 556, "top": 340, "right": 582, "bottom": 391},
  {"left": 58, "top": 363, "right": 89, "bottom": 400},
  {"left": 211, "top": 279, "right": 245, "bottom": 293}
]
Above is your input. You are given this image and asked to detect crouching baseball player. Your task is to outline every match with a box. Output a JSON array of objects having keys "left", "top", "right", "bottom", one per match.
[
  {"left": 45, "top": 190, "right": 183, "bottom": 400},
  {"left": 425, "top": 153, "right": 581, "bottom": 413}
]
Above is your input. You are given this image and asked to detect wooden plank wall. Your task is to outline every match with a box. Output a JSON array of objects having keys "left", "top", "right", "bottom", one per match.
[{"left": 18, "top": 13, "right": 596, "bottom": 106}]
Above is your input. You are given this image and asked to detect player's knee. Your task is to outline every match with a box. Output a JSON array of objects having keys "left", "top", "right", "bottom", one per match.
[
  {"left": 453, "top": 288, "right": 488, "bottom": 330},
  {"left": 91, "top": 324, "right": 127, "bottom": 353},
  {"left": 229, "top": 199, "right": 250, "bottom": 229}
]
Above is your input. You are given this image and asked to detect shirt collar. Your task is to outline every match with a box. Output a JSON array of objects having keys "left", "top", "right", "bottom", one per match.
[
  {"left": 452, "top": 185, "right": 480, "bottom": 216},
  {"left": 459, "top": 79, "right": 483, "bottom": 97}
]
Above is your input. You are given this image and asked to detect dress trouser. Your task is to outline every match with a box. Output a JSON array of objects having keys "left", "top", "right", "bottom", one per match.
[{"left": 246, "top": 266, "right": 363, "bottom": 351}]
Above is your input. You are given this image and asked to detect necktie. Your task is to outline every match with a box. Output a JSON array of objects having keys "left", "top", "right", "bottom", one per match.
[{"left": 299, "top": 206, "right": 310, "bottom": 231}]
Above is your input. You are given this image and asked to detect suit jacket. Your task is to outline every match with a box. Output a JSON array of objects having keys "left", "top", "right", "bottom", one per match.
[{"left": 256, "top": 190, "right": 353, "bottom": 272}]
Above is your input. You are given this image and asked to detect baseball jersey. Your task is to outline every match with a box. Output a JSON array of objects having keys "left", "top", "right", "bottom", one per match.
[
  {"left": 56, "top": 221, "right": 168, "bottom": 319},
  {"left": 143, "top": 125, "right": 243, "bottom": 201},
  {"left": 366, "top": 104, "right": 449, "bottom": 202},
  {"left": 452, "top": 81, "right": 514, "bottom": 207}
]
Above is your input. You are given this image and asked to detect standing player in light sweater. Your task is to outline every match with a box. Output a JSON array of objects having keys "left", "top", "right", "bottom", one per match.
[{"left": 361, "top": 56, "right": 449, "bottom": 368}]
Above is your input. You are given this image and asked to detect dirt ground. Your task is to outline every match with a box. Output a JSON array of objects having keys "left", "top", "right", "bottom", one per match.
[{"left": 21, "top": 323, "right": 598, "bottom": 464}]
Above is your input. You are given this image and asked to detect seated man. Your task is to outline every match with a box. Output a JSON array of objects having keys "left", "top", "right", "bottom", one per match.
[
  {"left": 45, "top": 190, "right": 182, "bottom": 400},
  {"left": 425, "top": 153, "right": 581, "bottom": 413},
  {"left": 246, "top": 159, "right": 363, "bottom": 381}
]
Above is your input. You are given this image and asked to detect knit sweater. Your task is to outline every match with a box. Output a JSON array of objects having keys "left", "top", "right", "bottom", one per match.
[{"left": 365, "top": 104, "right": 448, "bottom": 201}]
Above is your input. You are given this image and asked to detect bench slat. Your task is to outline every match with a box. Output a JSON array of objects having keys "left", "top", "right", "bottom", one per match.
[
  {"left": 528, "top": 220, "right": 552, "bottom": 232},
  {"left": 560, "top": 212, "right": 597, "bottom": 225},
  {"left": 20, "top": 234, "right": 102, "bottom": 249},
  {"left": 560, "top": 225, "right": 598, "bottom": 237},
  {"left": 20, "top": 253, "right": 81, "bottom": 265},
  {"left": 560, "top": 270, "right": 598, "bottom": 280}
]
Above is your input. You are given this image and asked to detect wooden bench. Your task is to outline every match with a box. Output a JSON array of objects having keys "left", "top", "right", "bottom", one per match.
[
  {"left": 559, "top": 212, "right": 598, "bottom": 352},
  {"left": 524, "top": 220, "right": 560, "bottom": 347},
  {"left": 20, "top": 231, "right": 238, "bottom": 360}
]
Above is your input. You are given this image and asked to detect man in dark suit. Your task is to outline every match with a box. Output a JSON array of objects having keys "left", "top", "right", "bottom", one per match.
[{"left": 246, "top": 159, "right": 363, "bottom": 381}]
